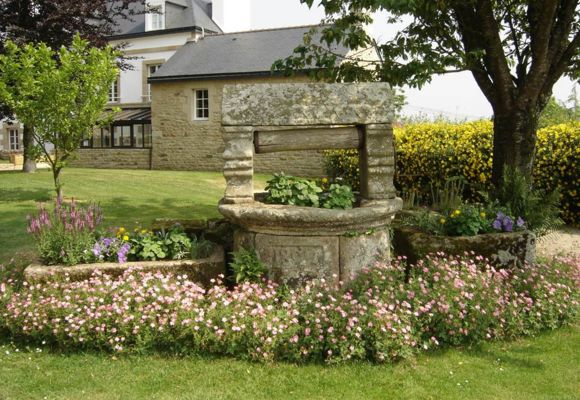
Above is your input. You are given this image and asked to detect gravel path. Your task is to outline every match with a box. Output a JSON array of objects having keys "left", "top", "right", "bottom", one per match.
[{"left": 537, "top": 226, "right": 580, "bottom": 258}]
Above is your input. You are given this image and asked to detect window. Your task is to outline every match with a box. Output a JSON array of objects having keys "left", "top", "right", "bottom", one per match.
[
  {"left": 194, "top": 89, "right": 209, "bottom": 120},
  {"left": 145, "top": 64, "right": 162, "bottom": 101},
  {"left": 80, "top": 124, "right": 151, "bottom": 149},
  {"left": 9, "top": 129, "right": 19, "bottom": 151},
  {"left": 108, "top": 77, "right": 119, "bottom": 103},
  {"left": 146, "top": 1, "right": 165, "bottom": 31}
]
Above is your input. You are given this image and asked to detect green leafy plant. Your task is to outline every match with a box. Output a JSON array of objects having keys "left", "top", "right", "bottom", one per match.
[
  {"left": 265, "top": 173, "right": 323, "bottom": 207},
  {"left": 322, "top": 183, "right": 355, "bottom": 209},
  {"left": 129, "top": 225, "right": 192, "bottom": 261},
  {"left": 26, "top": 199, "right": 103, "bottom": 265},
  {"left": 430, "top": 176, "right": 465, "bottom": 211},
  {"left": 230, "top": 248, "right": 268, "bottom": 283},
  {"left": 190, "top": 235, "right": 215, "bottom": 259},
  {"left": 495, "top": 167, "right": 563, "bottom": 236}
]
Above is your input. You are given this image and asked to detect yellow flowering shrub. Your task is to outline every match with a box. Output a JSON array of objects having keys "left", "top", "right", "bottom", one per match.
[
  {"left": 534, "top": 123, "right": 579, "bottom": 224},
  {"left": 323, "top": 121, "right": 579, "bottom": 225}
]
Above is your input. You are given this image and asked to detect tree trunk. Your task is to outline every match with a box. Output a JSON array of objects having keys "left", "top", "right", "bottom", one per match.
[
  {"left": 491, "top": 108, "right": 539, "bottom": 190},
  {"left": 53, "top": 167, "right": 63, "bottom": 201},
  {"left": 21, "top": 125, "right": 37, "bottom": 173}
]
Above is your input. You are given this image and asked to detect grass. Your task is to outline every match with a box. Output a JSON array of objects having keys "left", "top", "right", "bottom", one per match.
[
  {"left": 1, "top": 168, "right": 578, "bottom": 399},
  {"left": 0, "top": 324, "right": 578, "bottom": 400},
  {"left": 0, "top": 168, "right": 267, "bottom": 264}
]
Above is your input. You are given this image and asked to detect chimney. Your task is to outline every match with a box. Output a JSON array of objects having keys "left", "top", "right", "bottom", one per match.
[{"left": 211, "top": 0, "right": 252, "bottom": 32}]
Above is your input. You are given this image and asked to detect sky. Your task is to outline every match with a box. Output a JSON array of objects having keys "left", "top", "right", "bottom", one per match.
[{"left": 249, "top": 0, "right": 577, "bottom": 120}]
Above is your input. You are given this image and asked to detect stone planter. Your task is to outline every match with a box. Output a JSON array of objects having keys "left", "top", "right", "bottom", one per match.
[
  {"left": 393, "top": 225, "right": 536, "bottom": 268},
  {"left": 24, "top": 245, "right": 225, "bottom": 287}
]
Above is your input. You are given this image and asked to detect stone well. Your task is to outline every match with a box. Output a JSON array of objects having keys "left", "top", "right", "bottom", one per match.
[{"left": 218, "top": 83, "right": 402, "bottom": 286}]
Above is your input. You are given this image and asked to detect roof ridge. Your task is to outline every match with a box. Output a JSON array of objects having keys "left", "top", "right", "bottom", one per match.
[{"left": 206, "top": 24, "right": 322, "bottom": 37}]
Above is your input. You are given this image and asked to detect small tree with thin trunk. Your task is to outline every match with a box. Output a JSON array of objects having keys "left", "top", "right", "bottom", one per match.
[{"left": 0, "top": 35, "right": 118, "bottom": 199}]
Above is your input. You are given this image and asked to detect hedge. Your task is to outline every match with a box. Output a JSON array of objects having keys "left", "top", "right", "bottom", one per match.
[{"left": 324, "top": 121, "right": 579, "bottom": 225}]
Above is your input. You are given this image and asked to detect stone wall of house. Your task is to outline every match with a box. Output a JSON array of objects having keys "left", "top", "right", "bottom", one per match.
[
  {"left": 71, "top": 149, "right": 151, "bottom": 169},
  {"left": 151, "top": 76, "right": 326, "bottom": 177}
]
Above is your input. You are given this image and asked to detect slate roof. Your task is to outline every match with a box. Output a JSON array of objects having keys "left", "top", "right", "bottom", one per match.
[
  {"left": 148, "top": 25, "right": 351, "bottom": 81},
  {"left": 109, "top": 0, "right": 221, "bottom": 39}
]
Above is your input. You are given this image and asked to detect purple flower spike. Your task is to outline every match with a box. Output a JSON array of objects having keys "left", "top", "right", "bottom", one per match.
[
  {"left": 492, "top": 219, "right": 502, "bottom": 230},
  {"left": 516, "top": 217, "right": 525, "bottom": 227}
]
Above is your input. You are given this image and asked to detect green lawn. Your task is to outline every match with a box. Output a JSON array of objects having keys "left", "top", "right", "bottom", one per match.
[
  {"left": 1, "top": 168, "right": 578, "bottom": 399},
  {"left": 0, "top": 324, "right": 578, "bottom": 400},
  {"left": 0, "top": 168, "right": 267, "bottom": 264}
]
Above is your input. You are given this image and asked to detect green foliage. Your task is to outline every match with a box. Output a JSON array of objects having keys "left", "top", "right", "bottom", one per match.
[
  {"left": 322, "top": 183, "right": 355, "bottom": 209},
  {"left": 323, "top": 149, "right": 360, "bottom": 191},
  {"left": 430, "top": 177, "right": 465, "bottom": 212},
  {"left": 539, "top": 96, "right": 579, "bottom": 129},
  {"left": 495, "top": 167, "right": 563, "bottom": 236},
  {"left": 190, "top": 235, "right": 215, "bottom": 260},
  {"left": 26, "top": 200, "right": 103, "bottom": 266},
  {"left": 128, "top": 225, "right": 192, "bottom": 261},
  {"left": 407, "top": 204, "right": 492, "bottom": 237},
  {"left": 229, "top": 248, "right": 268, "bottom": 284},
  {"left": 265, "top": 173, "right": 323, "bottom": 207},
  {"left": 0, "top": 34, "right": 118, "bottom": 198},
  {"left": 325, "top": 121, "right": 579, "bottom": 225}
]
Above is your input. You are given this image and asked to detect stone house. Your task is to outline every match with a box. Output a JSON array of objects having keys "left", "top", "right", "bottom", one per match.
[
  {"left": 147, "top": 26, "right": 349, "bottom": 176},
  {"left": 70, "top": 1, "right": 351, "bottom": 176},
  {"left": 0, "top": 120, "right": 23, "bottom": 158}
]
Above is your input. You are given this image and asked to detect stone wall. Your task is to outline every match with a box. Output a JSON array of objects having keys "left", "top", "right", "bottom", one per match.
[
  {"left": 151, "top": 76, "right": 326, "bottom": 177},
  {"left": 71, "top": 149, "right": 151, "bottom": 169}
]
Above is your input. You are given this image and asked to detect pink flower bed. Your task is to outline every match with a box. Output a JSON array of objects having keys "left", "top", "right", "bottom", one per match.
[{"left": 0, "top": 254, "right": 578, "bottom": 364}]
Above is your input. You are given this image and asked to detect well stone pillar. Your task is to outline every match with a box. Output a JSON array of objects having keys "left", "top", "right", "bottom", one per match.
[{"left": 222, "top": 126, "right": 254, "bottom": 204}]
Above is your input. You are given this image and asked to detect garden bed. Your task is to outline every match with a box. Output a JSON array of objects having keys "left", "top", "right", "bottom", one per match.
[
  {"left": 23, "top": 245, "right": 225, "bottom": 286},
  {"left": 393, "top": 225, "right": 536, "bottom": 267}
]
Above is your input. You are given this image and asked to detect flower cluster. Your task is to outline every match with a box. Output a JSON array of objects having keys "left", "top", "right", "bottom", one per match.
[
  {"left": 92, "top": 238, "right": 131, "bottom": 264},
  {"left": 492, "top": 212, "right": 525, "bottom": 232},
  {"left": 0, "top": 254, "right": 577, "bottom": 363},
  {"left": 26, "top": 199, "right": 103, "bottom": 265}
]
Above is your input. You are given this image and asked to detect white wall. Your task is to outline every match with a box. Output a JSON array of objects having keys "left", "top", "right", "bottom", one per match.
[
  {"left": 110, "top": 31, "right": 198, "bottom": 104},
  {"left": 213, "top": 0, "right": 252, "bottom": 32}
]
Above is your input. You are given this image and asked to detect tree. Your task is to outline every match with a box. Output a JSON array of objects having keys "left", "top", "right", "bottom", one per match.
[
  {"left": 0, "top": 0, "right": 144, "bottom": 172},
  {"left": 275, "top": 0, "right": 579, "bottom": 190},
  {"left": 0, "top": 35, "right": 118, "bottom": 199},
  {"left": 538, "top": 95, "right": 578, "bottom": 128}
]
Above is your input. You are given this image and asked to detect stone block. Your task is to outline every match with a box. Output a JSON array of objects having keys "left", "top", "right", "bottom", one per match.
[
  {"left": 254, "top": 234, "right": 340, "bottom": 286},
  {"left": 393, "top": 225, "right": 536, "bottom": 268},
  {"left": 222, "top": 83, "right": 396, "bottom": 126},
  {"left": 234, "top": 229, "right": 256, "bottom": 251},
  {"left": 340, "top": 229, "right": 391, "bottom": 281},
  {"left": 24, "top": 245, "right": 226, "bottom": 288}
]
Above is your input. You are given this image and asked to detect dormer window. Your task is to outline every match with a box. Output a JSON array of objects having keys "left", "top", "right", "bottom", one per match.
[{"left": 146, "top": 0, "right": 165, "bottom": 31}]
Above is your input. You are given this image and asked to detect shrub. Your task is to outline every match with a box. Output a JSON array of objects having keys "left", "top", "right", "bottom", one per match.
[
  {"left": 230, "top": 248, "right": 268, "bottom": 283},
  {"left": 0, "top": 255, "right": 577, "bottom": 363},
  {"left": 26, "top": 198, "right": 103, "bottom": 265},
  {"left": 324, "top": 122, "right": 579, "bottom": 225}
]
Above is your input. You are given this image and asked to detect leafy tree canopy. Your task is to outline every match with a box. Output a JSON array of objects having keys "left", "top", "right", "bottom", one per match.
[
  {"left": 275, "top": 0, "right": 579, "bottom": 188},
  {"left": 0, "top": 35, "right": 119, "bottom": 198}
]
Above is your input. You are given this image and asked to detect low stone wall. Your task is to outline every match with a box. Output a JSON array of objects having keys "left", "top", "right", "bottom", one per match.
[
  {"left": 24, "top": 246, "right": 225, "bottom": 287},
  {"left": 393, "top": 226, "right": 536, "bottom": 268},
  {"left": 71, "top": 149, "right": 151, "bottom": 170}
]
